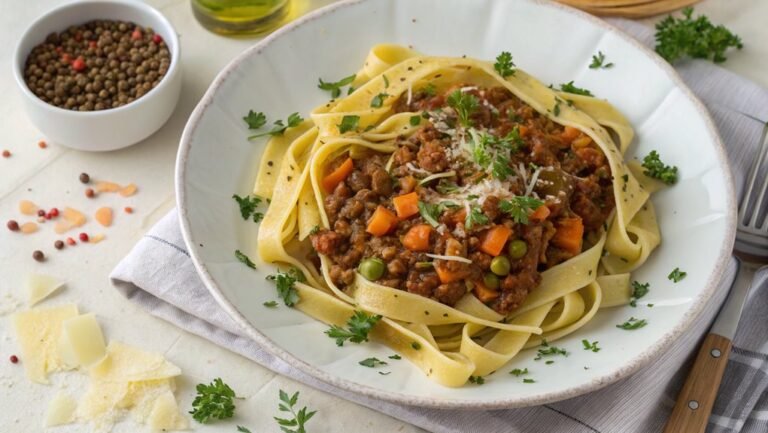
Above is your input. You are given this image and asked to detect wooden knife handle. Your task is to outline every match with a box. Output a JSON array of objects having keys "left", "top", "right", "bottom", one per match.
[{"left": 663, "top": 333, "right": 732, "bottom": 433}]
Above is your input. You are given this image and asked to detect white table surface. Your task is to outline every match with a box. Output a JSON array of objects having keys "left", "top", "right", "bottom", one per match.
[{"left": 1, "top": 0, "right": 766, "bottom": 432}]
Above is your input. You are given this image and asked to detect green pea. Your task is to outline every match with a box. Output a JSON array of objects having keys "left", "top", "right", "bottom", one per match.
[
  {"left": 483, "top": 273, "right": 500, "bottom": 290},
  {"left": 490, "top": 256, "right": 511, "bottom": 276},
  {"left": 358, "top": 258, "right": 385, "bottom": 281},
  {"left": 508, "top": 239, "right": 528, "bottom": 259}
]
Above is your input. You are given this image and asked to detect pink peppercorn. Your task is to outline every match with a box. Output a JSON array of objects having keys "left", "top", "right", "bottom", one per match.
[
  {"left": 66, "top": 237, "right": 76, "bottom": 246},
  {"left": 79, "top": 232, "right": 89, "bottom": 242},
  {"left": 10, "top": 355, "right": 18, "bottom": 364},
  {"left": 152, "top": 34, "right": 163, "bottom": 44}
]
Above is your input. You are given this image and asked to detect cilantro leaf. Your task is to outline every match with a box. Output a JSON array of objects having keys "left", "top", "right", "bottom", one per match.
[
  {"left": 338, "top": 115, "right": 360, "bottom": 134},
  {"left": 446, "top": 90, "right": 479, "bottom": 128},
  {"left": 249, "top": 113, "right": 304, "bottom": 139},
  {"left": 641, "top": 150, "right": 678, "bottom": 184},
  {"left": 235, "top": 250, "right": 256, "bottom": 269},
  {"left": 616, "top": 317, "right": 648, "bottom": 330},
  {"left": 370, "top": 93, "right": 389, "bottom": 108},
  {"left": 655, "top": 7, "right": 743, "bottom": 64},
  {"left": 560, "top": 81, "right": 593, "bottom": 96},
  {"left": 359, "top": 357, "right": 388, "bottom": 368},
  {"left": 243, "top": 110, "right": 267, "bottom": 129},
  {"left": 274, "top": 390, "right": 316, "bottom": 433},
  {"left": 232, "top": 194, "right": 264, "bottom": 222},
  {"left": 266, "top": 268, "right": 305, "bottom": 306},
  {"left": 581, "top": 339, "right": 601, "bottom": 352},
  {"left": 325, "top": 311, "right": 382, "bottom": 346},
  {"left": 499, "top": 196, "right": 544, "bottom": 224},
  {"left": 589, "top": 51, "right": 614, "bottom": 69},
  {"left": 629, "top": 281, "right": 650, "bottom": 307},
  {"left": 465, "top": 206, "right": 489, "bottom": 229},
  {"left": 190, "top": 378, "right": 237, "bottom": 423},
  {"left": 318, "top": 74, "right": 356, "bottom": 98},
  {"left": 669, "top": 267, "right": 687, "bottom": 283},
  {"left": 493, "top": 51, "right": 516, "bottom": 77}
]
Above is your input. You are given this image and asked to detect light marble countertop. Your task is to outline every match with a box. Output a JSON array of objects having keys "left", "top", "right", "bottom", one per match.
[{"left": 1, "top": 0, "right": 765, "bottom": 432}]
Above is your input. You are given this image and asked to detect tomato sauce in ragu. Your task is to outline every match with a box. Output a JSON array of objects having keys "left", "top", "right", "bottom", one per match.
[{"left": 311, "top": 85, "right": 614, "bottom": 314}]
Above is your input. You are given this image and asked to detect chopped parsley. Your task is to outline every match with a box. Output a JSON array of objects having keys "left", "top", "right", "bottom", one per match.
[
  {"left": 411, "top": 342, "right": 422, "bottom": 350},
  {"left": 655, "top": 7, "right": 743, "bottom": 64},
  {"left": 581, "top": 339, "right": 601, "bottom": 353},
  {"left": 616, "top": 317, "right": 648, "bottom": 330},
  {"left": 492, "top": 155, "right": 514, "bottom": 180},
  {"left": 370, "top": 93, "right": 389, "bottom": 108},
  {"left": 409, "top": 115, "right": 421, "bottom": 126},
  {"left": 359, "top": 357, "right": 388, "bottom": 368},
  {"left": 338, "top": 115, "right": 360, "bottom": 134},
  {"left": 309, "top": 225, "right": 320, "bottom": 235},
  {"left": 436, "top": 181, "right": 460, "bottom": 195},
  {"left": 523, "top": 378, "right": 536, "bottom": 384},
  {"left": 418, "top": 201, "right": 442, "bottom": 227},
  {"left": 630, "top": 281, "right": 650, "bottom": 307},
  {"left": 189, "top": 378, "right": 237, "bottom": 423},
  {"left": 447, "top": 90, "right": 479, "bottom": 128},
  {"left": 274, "top": 389, "right": 316, "bottom": 433},
  {"left": 232, "top": 194, "right": 264, "bottom": 222},
  {"left": 243, "top": 110, "right": 267, "bottom": 129},
  {"left": 421, "top": 83, "right": 436, "bottom": 96},
  {"left": 234, "top": 250, "right": 256, "bottom": 269},
  {"left": 382, "top": 74, "right": 390, "bottom": 88},
  {"left": 378, "top": 371, "right": 391, "bottom": 376},
  {"left": 493, "top": 51, "right": 516, "bottom": 77},
  {"left": 468, "top": 375, "right": 485, "bottom": 385},
  {"left": 534, "top": 340, "right": 568, "bottom": 361},
  {"left": 318, "top": 74, "right": 356, "bottom": 98},
  {"left": 325, "top": 311, "right": 382, "bottom": 346},
  {"left": 499, "top": 196, "right": 545, "bottom": 224},
  {"left": 249, "top": 113, "right": 304, "bottom": 139},
  {"left": 266, "top": 267, "right": 305, "bottom": 307},
  {"left": 465, "top": 206, "right": 489, "bottom": 229},
  {"left": 669, "top": 267, "right": 687, "bottom": 283},
  {"left": 388, "top": 354, "right": 402, "bottom": 360},
  {"left": 237, "top": 426, "right": 252, "bottom": 433},
  {"left": 552, "top": 98, "right": 562, "bottom": 116},
  {"left": 510, "top": 368, "right": 529, "bottom": 377},
  {"left": 641, "top": 150, "right": 678, "bottom": 184},
  {"left": 560, "top": 81, "right": 593, "bottom": 96},
  {"left": 263, "top": 301, "right": 278, "bottom": 308},
  {"left": 589, "top": 51, "right": 614, "bottom": 69}
]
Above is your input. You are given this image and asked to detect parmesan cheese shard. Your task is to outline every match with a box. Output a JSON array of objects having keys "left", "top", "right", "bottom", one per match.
[
  {"left": 148, "top": 390, "right": 189, "bottom": 431},
  {"left": 61, "top": 313, "right": 107, "bottom": 367},
  {"left": 27, "top": 273, "right": 66, "bottom": 306},
  {"left": 45, "top": 392, "right": 77, "bottom": 426},
  {"left": 12, "top": 304, "right": 79, "bottom": 383},
  {"left": 90, "top": 342, "right": 181, "bottom": 382}
]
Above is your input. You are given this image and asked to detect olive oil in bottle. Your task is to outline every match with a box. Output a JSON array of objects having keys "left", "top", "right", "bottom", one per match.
[{"left": 191, "top": 0, "right": 290, "bottom": 36}]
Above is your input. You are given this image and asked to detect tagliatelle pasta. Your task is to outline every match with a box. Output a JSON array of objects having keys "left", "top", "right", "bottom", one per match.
[{"left": 253, "top": 44, "right": 660, "bottom": 386}]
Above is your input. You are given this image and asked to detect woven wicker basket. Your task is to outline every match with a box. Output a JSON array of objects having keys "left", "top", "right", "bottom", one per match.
[{"left": 557, "top": 0, "right": 701, "bottom": 18}]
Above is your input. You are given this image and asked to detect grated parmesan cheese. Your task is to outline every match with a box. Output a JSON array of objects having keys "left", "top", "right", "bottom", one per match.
[{"left": 425, "top": 253, "right": 472, "bottom": 264}]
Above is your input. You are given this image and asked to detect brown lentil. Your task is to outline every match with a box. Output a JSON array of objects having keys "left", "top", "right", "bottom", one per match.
[
  {"left": 79, "top": 172, "right": 90, "bottom": 183},
  {"left": 32, "top": 250, "right": 45, "bottom": 262},
  {"left": 24, "top": 20, "right": 171, "bottom": 111},
  {"left": 54, "top": 240, "right": 65, "bottom": 250}
]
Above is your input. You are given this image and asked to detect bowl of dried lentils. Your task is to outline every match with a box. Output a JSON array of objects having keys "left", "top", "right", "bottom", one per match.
[{"left": 13, "top": 0, "right": 181, "bottom": 151}]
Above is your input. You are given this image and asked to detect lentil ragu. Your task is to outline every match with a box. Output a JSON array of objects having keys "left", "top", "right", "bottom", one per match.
[{"left": 310, "top": 85, "right": 615, "bottom": 315}]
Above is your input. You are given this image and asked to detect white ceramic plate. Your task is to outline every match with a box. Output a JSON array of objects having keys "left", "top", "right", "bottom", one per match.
[{"left": 176, "top": 0, "right": 736, "bottom": 408}]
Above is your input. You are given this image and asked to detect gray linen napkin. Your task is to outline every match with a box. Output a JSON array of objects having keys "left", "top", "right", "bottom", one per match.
[{"left": 110, "top": 19, "right": 768, "bottom": 433}]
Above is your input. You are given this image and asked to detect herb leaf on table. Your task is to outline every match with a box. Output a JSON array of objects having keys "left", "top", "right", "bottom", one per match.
[
  {"left": 655, "top": 7, "right": 743, "bottom": 64},
  {"left": 190, "top": 378, "right": 237, "bottom": 423}
]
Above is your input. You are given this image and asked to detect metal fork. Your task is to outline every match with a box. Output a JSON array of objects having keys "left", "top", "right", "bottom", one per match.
[{"left": 664, "top": 122, "right": 768, "bottom": 433}]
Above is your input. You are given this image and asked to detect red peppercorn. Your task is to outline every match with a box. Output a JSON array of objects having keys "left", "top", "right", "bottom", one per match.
[
  {"left": 79, "top": 232, "right": 89, "bottom": 242},
  {"left": 1, "top": 150, "right": 10, "bottom": 158},
  {"left": 89, "top": 40, "right": 97, "bottom": 49},
  {"left": 50, "top": 207, "right": 59, "bottom": 217},
  {"left": 38, "top": 140, "right": 47, "bottom": 149},
  {"left": 7, "top": 220, "right": 19, "bottom": 231},
  {"left": 10, "top": 355, "right": 18, "bottom": 364},
  {"left": 85, "top": 188, "right": 95, "bottom": 198},
  {"left": 131, "top": 29, "right": 142, "bottom": 40},
  {"left": 152, "top": 34, "right": 163, "bottom": 44},
  {"left": 61, "top": 53, "right": 71, "bottom": 64},
  {"left": 124, "top": 206, "right": 134, "bottom": 214},
  {"left": 74, "top": 31, "right": 83, "bottom": 42},
  {"left": 45, "top": 212, "right": 53, "bottom": 220},
  {"left": 72, "top": 57, "right": 86, "bottom": 72},
  {"left": 55, "top": 46, "right": 63, "bottom": 53},
  {"left": 37, "top": 209, "right": 46, "bottom": 217},
  {"left": 66, "top": 237, "right": 76, "bottom": 246}
]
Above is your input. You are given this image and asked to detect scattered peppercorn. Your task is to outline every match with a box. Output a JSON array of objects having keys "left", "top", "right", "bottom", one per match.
[
  {"left": 38, "top": 140, "right": 48, "bottom": 149},
  {"left": 2, "top": 150, "right": 10, "bottom": 158},
  {"left": 33, "top": 250, "right": 45, "bottom": 262},
  {"left": 23, "top": 20, "right": 172, "bottom": 112},
  {"left": 54, "top": 240, "right": 65, "bottom": 250},
  {"left": 7, "top": 220, "right": 20, "bottom": 231},
  {"left": 10, "top": 355, "right": 19, "bottom": 364},
  {"left": 79, "top": 232, "right": 89, "bottom": 242},
  {"left": 66, "top": 237, "right": 76, "bottom": 245},
  {"left": 37, "top": 209, "right": 46, "bottom": 217},
  {"left": 85, "top": 188, "right": 95, "bottom": 198},
  {"left": 50, "top": 207, "right": 59, "bottom": 217},
  {"left": 79, "top": 172, "right": 90, "bottom": 183},
  {"left": 124, "top": 206, "right": 134, "bottom": 214}
]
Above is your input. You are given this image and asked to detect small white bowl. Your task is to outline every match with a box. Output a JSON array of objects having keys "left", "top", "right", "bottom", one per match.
[{"left": 13, "top": 0, "right": 182, "bottom": 151}]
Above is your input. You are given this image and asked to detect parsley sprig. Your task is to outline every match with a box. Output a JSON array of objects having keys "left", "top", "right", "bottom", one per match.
[
  {"left": 582, "top": 339, "right": 601, "bottom": 353},
  {"left": 274, "top": 390, "right": 317, "bottom": 433},
  {"left": 447, "top": 90, "right": 479, "bottom": 128},
  {"left": 359, "top": 357, "right": 388, "bottom": 368},
  {"left": 655, "top": 7, "right": 743, "bottom": 64},
  {"left": 235, "top": 250, "right": 256, "bottom": 269},
  {"left": 189, "top": 378, "right": 237, "bottom": 423},
  {"left": 616, "top": 317, "right": 648, "bottom": 330},
  {"left": 560, "top": 81, "right": 593, "bottom": 97},
  {"left": 499, "top": 196, "right": 544, "bottom": 225},
  {"left": 630, "top": 281, "right": 650, "bottom": 307},
  {"left": 669, "top": 267, "right": 687, "bottom": 283},
  {"left": 641, "top": 150, "right": 678, "bottom": 185},
  {"left": 338, "top": 115, "right": 360, "bottom": 134},
  {"left": 266, "top": 268, "right": 305, "bottom": 306},
  {"left": 249, "top": 113, "right": 304, "bottom": 139},
  {"left": 493, "top": 51, "right": 516, "bottom": 77},
  {"left": 233, "top": 194, "right": 264, "bottom": 222},
  {"left": 318, "top": 74, "right": 356, "bottom": 98},
  {"left": 465, "top": 206, "right": 490, "bottom": 229},
  {"left": 243, "top": 110, "right": 267, "bottom": 129},
  {"left": 589, "top": 51, "right": 614, "bottom": 69},
  {"left": 325, "top": 311, "right": 382, "bottom": 346}
]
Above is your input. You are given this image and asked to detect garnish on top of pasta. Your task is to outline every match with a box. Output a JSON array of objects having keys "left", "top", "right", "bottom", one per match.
[{"left": 252, "top": 45, "right": 662, "bottom": 386}]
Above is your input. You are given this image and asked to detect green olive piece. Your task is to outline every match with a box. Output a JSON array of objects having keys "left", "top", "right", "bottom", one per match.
[
  {"left": 508, "top": 239, "right": 528, "bottom": 259},
  {"left": 490, "top": 256, "right": 511, "bottom": 276},
  {"left": 358, "top": 257, "right": 385, "bottom": 281},
  {"left": 483, "top": 273, "right": 500, "bottom": 290}
]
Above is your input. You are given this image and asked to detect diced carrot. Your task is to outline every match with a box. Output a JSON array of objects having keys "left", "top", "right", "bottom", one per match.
[
  {"left": 402, "top": 224, "right": 432, "bottom": 251},
  {"left": 560, "top": 126, "right": 581, "bottom": 144},
  {"left": 449, "top": 208, "right": 467, "bottom": 225},
  {"left": 322, "top": 157, "right": 354, "bottom": 193},
  {"left": 473, "top": 281, "right": 499, "bottom": 303},
  {"left": 518, "top": 125, "right": 529, "bottom": 138},
  {"left": 392, "top": 192, "right": 419, "bottom": 219},
  {"left": 551, "top": 217, "right": 584, "bottom": 255},
  {"left": 366, "top": 206, "right": 399, "bottom": 237},
  {"left": 479, "top": 225, "right": 512, "bottom": 257},
  {"left": 571, "top": 135, "right": 593, "bottom": 149},
  {"left": 435, "top": 264, "right": 469, "bottom": 284},
  {"left": 529, "top": 205, "right": 550, "bottom": 222}
]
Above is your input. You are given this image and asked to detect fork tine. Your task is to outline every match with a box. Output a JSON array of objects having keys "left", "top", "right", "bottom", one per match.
[{"left": 742, "top": 125, "right": 768, "bottom": 227}]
